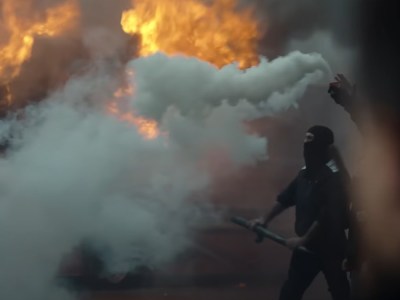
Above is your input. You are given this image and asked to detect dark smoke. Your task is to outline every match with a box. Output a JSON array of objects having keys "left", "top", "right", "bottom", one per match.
[{"left": 240, "top": 0, "right": 358, "bottom": 57}]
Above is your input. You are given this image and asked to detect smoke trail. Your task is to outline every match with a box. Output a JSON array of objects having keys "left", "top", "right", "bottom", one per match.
[{"left": 129, "top": 51, "right": 330, "bottom": 120}]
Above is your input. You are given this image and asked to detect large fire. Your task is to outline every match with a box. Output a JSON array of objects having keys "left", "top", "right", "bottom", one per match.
[
  {"left": 0, "top": 0, "right": 79, "bottom": 91},
  {"left": 121, "top": 0, "right": 261, "bottom": 69},
  {"left": 1, "top": 0, "right": 261, "bottom": 139}
]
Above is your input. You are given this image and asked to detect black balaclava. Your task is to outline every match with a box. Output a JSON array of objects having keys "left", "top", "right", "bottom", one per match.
[{"left": 303, "top": 126, "right": 334, "bottom": 173}]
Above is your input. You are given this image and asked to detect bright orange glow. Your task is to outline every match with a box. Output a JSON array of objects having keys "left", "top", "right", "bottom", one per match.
[
  {"left": 4, "top": 84, "right": 12, "bottom": 106},
  {"left": 0, "top": 0, "right": 79, "bottom": 84},
  {"left": 121, "top": 0, "right": 261, "bottom": 68},
  {"left": 107, "top": 84, "right": 159, "bottom": 140}
]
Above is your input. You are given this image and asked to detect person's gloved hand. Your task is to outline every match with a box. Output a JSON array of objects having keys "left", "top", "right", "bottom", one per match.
[
  {"left": 248, "top": 217, "right": 267, "bottom": 230},
  {"left": 328, "top": 74, "right": 355, "bottom": 109}
]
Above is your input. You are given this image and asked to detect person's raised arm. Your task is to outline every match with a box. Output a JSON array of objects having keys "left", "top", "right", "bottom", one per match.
[{"left": 328, "top": 74, "right": 363, "bottom": 133}]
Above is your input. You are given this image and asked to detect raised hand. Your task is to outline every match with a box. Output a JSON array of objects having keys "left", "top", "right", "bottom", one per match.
[{"left": 328, "top": 73, "right": 355, "bottom": 109}]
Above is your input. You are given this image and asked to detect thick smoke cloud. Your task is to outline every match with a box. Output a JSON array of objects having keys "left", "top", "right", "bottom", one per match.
[
  {"left": 129, "top": 52, "right": 330, "bottom": 120},
  {"left": 0, "top": 48, "right": 329, "bottom": 299},
  {"left": 0, "top": 70, "right": 213, "bottom": 300}
]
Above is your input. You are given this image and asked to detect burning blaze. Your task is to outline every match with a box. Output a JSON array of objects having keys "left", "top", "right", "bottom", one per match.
[
  {"left": 117, "top": 0, "right": 261, "bottom": 138},
  {"left": 108, "top": 84, "right": 159, "bottom": 140},
  {"left": 121, "top": 0, "right": 261, "bottom": 69},
  {"left": 0, "top": 0, "right": 79, "bottom": 85}
]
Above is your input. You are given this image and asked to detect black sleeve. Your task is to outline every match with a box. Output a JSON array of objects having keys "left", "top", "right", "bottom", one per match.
[{"left": 277, "top": 177, "right": 297, "bottom": 208}]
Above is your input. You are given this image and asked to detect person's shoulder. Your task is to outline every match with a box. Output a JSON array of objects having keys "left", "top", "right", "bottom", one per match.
[
  {"left": 319, "top": 161, "right": 345, "bottom": 185},
  {"left": 300, "top": 160, "right": 339, "bottom": 174},
  {"left": 322, "top": 161, "right": 345, "bottom": 182},
  {"left": 298, "top": 167, "right": 307, "bottom": 178},
  {"left": 323, "top": 163, "right": 349, "bottom": 187},
  {"left": 326, "top": 160, "right": 339, "bottom": 173},
  {"left": 299, "top": 161, "right": 339, "bottom": 177}
]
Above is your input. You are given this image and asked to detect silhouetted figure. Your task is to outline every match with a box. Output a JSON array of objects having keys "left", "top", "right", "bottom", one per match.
[{"left": 251, "top": 126, "right": 350, "bottom": 300}]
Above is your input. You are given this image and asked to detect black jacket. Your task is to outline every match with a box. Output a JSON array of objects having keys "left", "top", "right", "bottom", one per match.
[{"left": 277, "top": 161, "right": 349, "bottom": 258}]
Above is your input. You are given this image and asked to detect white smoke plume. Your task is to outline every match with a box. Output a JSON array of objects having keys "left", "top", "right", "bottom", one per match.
[
  {"left": 0, "top": 75, "right": 213, "bottom": 300},
  {"left": 129, "top": 51, "right": 330, "bottom": 120},
  {"left": 0, "top": 50, "right": 329, "bottom": 300}
]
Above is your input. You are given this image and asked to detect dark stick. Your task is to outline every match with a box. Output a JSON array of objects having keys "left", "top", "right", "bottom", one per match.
[{"left": 231, "top": 216, "right": 313, "bottom": 254}]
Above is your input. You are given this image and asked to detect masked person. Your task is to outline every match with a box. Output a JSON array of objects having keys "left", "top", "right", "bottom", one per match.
[{"left": 251, "top": 126, "right": 350, "bottom": 300}]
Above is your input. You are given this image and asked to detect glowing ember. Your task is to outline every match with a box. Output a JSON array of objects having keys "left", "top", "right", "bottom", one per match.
[
  {"left": 107, "top": 86, "right": 159, "bottom": 140},
  {"left": 0, "top": 0, "right": 79, "bottom": 84},
  {"left": 121, "top": 0, "right": 261, "bottom": 68}
]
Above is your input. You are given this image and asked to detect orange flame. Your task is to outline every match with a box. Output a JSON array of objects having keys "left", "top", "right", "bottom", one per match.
[
  {"left": 4, "top": 84, "right": 12, "bottom": 107},
  {"left": 121, "top": 0, "right": 261, "bottom": 69},
  {"left": 107, "top": 84, "right": 159, "bottom": 140},
  {"left": 0, "top": 0, "right": 79, "bottom": 84}
]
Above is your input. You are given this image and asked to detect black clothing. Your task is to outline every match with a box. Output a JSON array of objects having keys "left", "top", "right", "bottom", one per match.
[
  {"left": 346, "top": 204, "right": 361, "bottom": 271},
  {"left": 279, "top": 250, "right": 350, "bottom": 300},
  {"left": 277, "top": 164, "right": 348, "bottom": 257},
  {"left": 303, "top": 142, "right": 330, "bottom": 171},
  {"left": 276, "top": 162, "right": 350, "bottom": 300}
]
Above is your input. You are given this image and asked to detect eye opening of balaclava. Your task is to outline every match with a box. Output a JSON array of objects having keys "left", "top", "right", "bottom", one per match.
[{"left": 303, "top": 125, "right": 334, "bottom": 171}]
